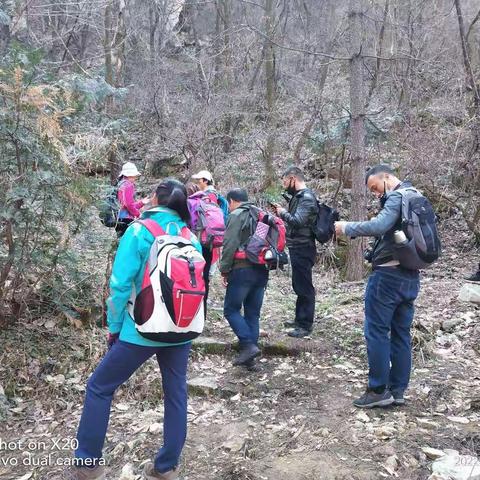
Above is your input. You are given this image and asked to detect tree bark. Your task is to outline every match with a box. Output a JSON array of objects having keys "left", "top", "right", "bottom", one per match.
[
  {"left": 263, "top": 0, "right": 277, "bottom": 188},
  {"left": 365, "top": 0, "right": 389, "bottom": 108},
  {"left": 454, "top": 0, "right": 480, "bottom": 155},
  {"left": 0, "top": 12, "right": 10, "bottom": 54},
  {"left": 454, "top": 0, "right": 480, "bottom": 111},
  {"left": 149, "top": 1, "right": 160, "bottom": 64},
  {"left": 346, "top": 0, "right": 367, "bottom": 282},
  {"left": 293, "top": 65, "right": 329, "bottom": 164},
  {"left": 112, "top": 0, "right": 127, "bottom": 88}
]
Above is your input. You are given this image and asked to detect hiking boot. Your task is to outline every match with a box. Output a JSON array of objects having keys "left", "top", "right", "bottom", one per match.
[
  {"left": 353, "top": 388, "right": 394, "bottom": 408},
  {"left": 283, "top": 320, "right": 297, "bottom": 328},
  {"left": 245, "top": 358, "right": 261, "bottom": 372},
  {"left": 391, "top": 391, "right": 405, "bottom": 406},
  {"left": 287, "top": 327, "right": 312, "bottom": 338},
  {"left": 466, "top": 270, "right": 480, "bottom": 282},
  {"left": 143, "top": 462, "right": 178, "bottom": 480},
  {"left": 233, "top": 344, "right": 261, "bottom": 366},
  {"left": 66, "top": 465, "right": 105, "bottom": 480}
]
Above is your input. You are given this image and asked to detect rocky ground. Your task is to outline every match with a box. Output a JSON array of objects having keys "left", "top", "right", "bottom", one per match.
[{"left": 0, "top": 215, "right": 479, "bottom": 480}]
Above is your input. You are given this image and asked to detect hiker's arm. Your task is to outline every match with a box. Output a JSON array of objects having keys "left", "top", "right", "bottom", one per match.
[
  {"left": 106, "top": 225, "right": 145, "bottom": 333},
  {"left": 219, "top": 215, "right": 243, "bottom": 274},
  {"left": 279, "top": 194, "right": 317, "bottom": 228},
  {"left": 344, "top": 193, "right": 402, "bottom": 237},
  {"left": 119, "top": 182, "right": 143, "bottom": 217}
]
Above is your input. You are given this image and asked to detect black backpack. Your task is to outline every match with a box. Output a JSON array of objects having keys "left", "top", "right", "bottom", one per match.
[
  {"left": 98, "top": 180, "right": 123, "bottom": 228},
  {"left": 312, "top": 200, "right": 340, "bottom": 243},
  {"left": 393, "top": 187, "right": 441, "bottom": 269}
]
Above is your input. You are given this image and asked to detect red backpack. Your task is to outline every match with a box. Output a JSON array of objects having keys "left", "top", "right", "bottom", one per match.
[
  {"left": 234, "top": 206, "right": 288, "bottom": 269},
  {"left": 127, "top": 219, "right": 206, "bottom": 343}
]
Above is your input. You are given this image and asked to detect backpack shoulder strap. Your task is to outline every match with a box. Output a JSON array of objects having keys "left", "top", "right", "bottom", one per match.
[
  {"left": 237, "top": 205, "right": 257, "bottom": 236},
  {"left": 396, "top": 186, "right": 421, "bottom": 197},
  {"left": 137, "top": 219, "right": 165, "bottom": 238}
]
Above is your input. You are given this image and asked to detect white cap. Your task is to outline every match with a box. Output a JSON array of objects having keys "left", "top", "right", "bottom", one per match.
[
  {"left": 119, "top": 162, "right": 141, "bottom": 178},
  {"left": 192, "top": 170, "right": 214, "bottom": 182}
]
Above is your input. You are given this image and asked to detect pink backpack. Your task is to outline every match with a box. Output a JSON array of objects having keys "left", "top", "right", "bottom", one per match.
[
  {"left": 187, "top": 191, "right": 225, "bottom": 248},
  {"left": 127, "top": 219, "right": 206, "bottom": 343}
]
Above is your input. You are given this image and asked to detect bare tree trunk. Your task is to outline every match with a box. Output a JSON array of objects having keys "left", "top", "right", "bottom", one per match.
[
  {"left": 263, "top": 0, "right": 277, "bottom": 188},
  {"left": 454, "top": 0, "right": 480, "bottom": 154},
  {"left": 149, "top": 1, "right": 160, "bottom": 64},
  {"left": 0, "top": 11, "right": 10, "bottom": 54},
  {"left": 214, "top": 1, "right": 222, "bottom": 86},
  {"left": 365, "top": 0, "right": 389, "bottom": 108},
  {"left": 222, "top": 0, "right": 231, "bottom": 76},
  {"left": 293, "top": 65, "right": 329, "bottom": 164},
  {"left": 454, "top": 0, "right": 480, "bottom": 112},
  {"left": 346, "top": 0, "right": 367, "bottom": 282},
  {"left": 104, "top": 1, "right": 114, "bottom": 111},
  {"left": 293, "top": 0, "right": 334, "bottom": 164},
  {"left": 112, "top": 0, "right": 126, "bottom": 88}
]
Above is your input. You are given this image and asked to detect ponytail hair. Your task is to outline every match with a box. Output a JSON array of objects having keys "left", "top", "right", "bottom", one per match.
[{"left": 155, "top": 179, "right": 190, "bottom": 223}]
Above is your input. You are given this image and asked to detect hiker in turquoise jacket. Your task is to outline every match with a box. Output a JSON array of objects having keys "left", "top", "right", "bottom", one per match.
[
  {"left": 106, "top": 208, "right": 201, "bottom": 348},
  {"left": 71, "top": 180, "right": 201, "bottom": 480}
]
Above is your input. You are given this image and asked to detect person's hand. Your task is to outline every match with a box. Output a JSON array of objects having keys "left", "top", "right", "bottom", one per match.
[
  {"left": 274, "top": 204, "right": 286, "bottom": 216},
  {"left": 221, "top": 273, "right": 229, "bottom": 287},
  {"left": 141, "top": 197, "right": 151, "bottom": 205},
  {"left": 334, "top": 221, "right": 347, "bottom": 237},
  {"left": 107, "top": 332, "right": 119, "bottom": 349}
]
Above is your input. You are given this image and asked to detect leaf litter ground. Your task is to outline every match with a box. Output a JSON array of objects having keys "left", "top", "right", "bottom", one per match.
[{"left": 0, "top": 215, "right": 479, "bottom": 480}]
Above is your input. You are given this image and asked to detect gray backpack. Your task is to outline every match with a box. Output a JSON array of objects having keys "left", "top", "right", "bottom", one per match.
[{"left": 393, "top": 188, "right": 441, "bottom": 270}]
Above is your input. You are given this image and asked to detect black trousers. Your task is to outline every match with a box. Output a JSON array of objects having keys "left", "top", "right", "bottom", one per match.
[
  {"left": 289, "top": 244, "right": 316, "bottom": 331},
  {"left": 202, "top": 246, "right": 213, "bottom": 317},
  {"left": 115, "top": 219, "right": 133, "bottom": 238}
]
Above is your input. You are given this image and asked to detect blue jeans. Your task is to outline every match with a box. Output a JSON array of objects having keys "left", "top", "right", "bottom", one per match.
[
  {"left": 223, "top": 267, "right": 268, "bottom": 346},
  {"left": 75, "top": 340, "right": 191, "bottom": 473},
  {"left": 364, "top": 267, "right": 420, "bottom": 393}
]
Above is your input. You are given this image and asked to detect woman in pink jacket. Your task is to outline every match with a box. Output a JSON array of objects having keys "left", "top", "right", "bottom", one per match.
[{"left": 116, "top": 162, "right": 148, "bottom": 236}]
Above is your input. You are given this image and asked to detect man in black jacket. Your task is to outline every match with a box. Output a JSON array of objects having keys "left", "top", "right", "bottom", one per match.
[{"left": 274, "top": 167, "right": 318, "bottom": 338}]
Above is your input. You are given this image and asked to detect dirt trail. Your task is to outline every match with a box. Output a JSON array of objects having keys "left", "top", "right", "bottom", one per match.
[{"left": 0, "top": 217, "right": 479, "bottom": 480}]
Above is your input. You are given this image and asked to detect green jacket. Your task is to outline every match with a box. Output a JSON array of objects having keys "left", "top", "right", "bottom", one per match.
[{"left": 219, "top": 202, "right": 255, "bottom": 273}]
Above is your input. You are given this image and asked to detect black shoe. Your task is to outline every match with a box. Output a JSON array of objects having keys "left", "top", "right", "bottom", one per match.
[
  {"left": 245, "top": 358, "right": 261, "bottom": 372},
  {"left": 391, "top": 391, "right": 405, "bottom": 406},
  {"left": 233, "top": 344, "right": 261, "bottom": 366},
  {"left": 283, "top": 320, "right": 297, "bottom": 328},
  {"left": 466, "top": 270, "right": 480, "bottom": 282},
  {"left": 287, "top": 327, "right": 312, "bottom": 338},
  {"left": 353, "top": 388, "right": 394, "bottom": 408}
]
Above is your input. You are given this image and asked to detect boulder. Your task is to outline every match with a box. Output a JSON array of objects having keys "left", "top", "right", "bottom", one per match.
[
  {"left": 458, "top": 283, "right": 480, "bottom": 304},
  {"left": 422, "top": 447, "right": 446, "bottom": 460},
  {"left": 118, "top": 463, "right": 137, "bottom": 480},
  {"left": 431, "top": 450, "right": 480, "bottom": 480},
  {"left": 441, "top": 318, "right": 463, "bottom": 332},
  {"left": 187, "top": 377, "right": 219, "bottom": 395}
]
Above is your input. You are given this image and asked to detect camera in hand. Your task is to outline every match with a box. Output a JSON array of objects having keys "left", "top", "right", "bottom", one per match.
[
  {"left": 363, "top": 246, "right": 374, "bottom": 263},
  {"left": 363, "top": 239, "right": 378, "bottom": 263}
]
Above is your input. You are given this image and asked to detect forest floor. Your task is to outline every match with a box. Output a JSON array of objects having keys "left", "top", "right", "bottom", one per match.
[{"left": 0, "top": 214, "right": 479, "bottom": 480}]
